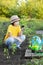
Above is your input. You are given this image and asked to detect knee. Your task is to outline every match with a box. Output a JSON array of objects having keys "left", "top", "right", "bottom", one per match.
[
  {"left": 5, "top": 37, "right": 14, "bottom": 44},
  {"left": 21, "top": 35, "right": 26, "bottom": 41},
  {"left": 23, "top": 35, "right": 26, "bottom": 40}
]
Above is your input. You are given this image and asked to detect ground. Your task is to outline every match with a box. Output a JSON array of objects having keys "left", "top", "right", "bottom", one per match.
[{"left": 0, "top": 38, "right": 29, "bottom": 65}]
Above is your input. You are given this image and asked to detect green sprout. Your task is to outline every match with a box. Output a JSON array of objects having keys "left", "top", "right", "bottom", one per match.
[
  {"left": 11, "top": 43, "right": 17, "bottom": 54},
  {"left": 4, "top": 48, "right": 10, "bottom": 59}
]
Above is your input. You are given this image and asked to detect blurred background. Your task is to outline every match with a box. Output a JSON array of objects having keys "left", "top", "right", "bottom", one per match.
[{"left": 0, "top": 0, "right": 43, "bottom": 20}]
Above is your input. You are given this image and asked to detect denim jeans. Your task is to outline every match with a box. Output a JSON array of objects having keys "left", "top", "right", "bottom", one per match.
[{"left": 5, "top": 35, "right": 26, "bottom": 49}]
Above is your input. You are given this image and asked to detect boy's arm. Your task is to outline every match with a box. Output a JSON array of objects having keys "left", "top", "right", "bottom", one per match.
[
  {"left": 18, "top": 25, "right": 24, "bottom": 36},
  {"left": 18, "top": 25, "right": 23, "bottom": 36}
]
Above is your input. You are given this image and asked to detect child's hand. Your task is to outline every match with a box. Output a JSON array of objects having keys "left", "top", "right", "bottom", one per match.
[
  {"left": 14, "top": 37, "right": 22, "bottom": 43},
  {"left": 18, "top": 39, "right": 22, "bottom": 43}
]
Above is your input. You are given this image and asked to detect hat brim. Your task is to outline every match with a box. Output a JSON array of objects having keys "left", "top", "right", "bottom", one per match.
[{"left": 11, "top": 18, "right": 20, "bottom": 23}]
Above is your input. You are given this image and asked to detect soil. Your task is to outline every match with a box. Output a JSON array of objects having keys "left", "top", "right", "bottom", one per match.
[{"left": 0, "top": 38, "right": 29, "bottom": 65}]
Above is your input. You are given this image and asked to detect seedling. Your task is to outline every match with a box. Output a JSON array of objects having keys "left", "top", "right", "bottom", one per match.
[{"left": 11, "top": 43, "right": 17, "bottom": 54}]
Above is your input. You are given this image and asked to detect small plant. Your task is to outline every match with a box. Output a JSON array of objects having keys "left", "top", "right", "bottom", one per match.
[
  {"left": 3, "top": 43, "right": 17, "bottom": 58},
  {"left": 11, "top": 43, "right": 17, "bottom": 54},
  {"left": 4, "top": 48, "right": 10, "bottom": 59}
]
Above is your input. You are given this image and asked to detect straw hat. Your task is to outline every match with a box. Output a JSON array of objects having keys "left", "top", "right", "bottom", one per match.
[{"left": 10, "top": 15, "right": 20, "bottom": 23}]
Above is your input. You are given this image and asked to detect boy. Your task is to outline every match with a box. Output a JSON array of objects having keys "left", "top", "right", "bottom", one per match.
[{"left": 4, "top": 15, "right": 26, "bottom": 49}]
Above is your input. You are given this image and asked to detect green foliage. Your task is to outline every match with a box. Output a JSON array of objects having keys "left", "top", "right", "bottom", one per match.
[
  {"left": 28, "top": 19, "right": 43, "bottom": 30},
  {"left": 0, "top": 20, "right": 10, "bottom": 45},
  {"left": 0, "top": 0, "right": 43, "bottom": 19},
  {"left": 0, "top": 0, "right": 18, "bottom": 17},
  {"left": 11, "top": 43, "right": 17, "bottom": 54},
  {"left": 4, "top": 48, "right": 9, "bottom": 56},
  {"left": 20, "top": 19, "right": 43, "bottom": 43}
]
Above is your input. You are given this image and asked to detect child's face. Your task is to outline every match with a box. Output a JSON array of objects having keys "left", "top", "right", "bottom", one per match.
[{"left": 14, "top": 21, "right": 19, "bottom": 26}]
